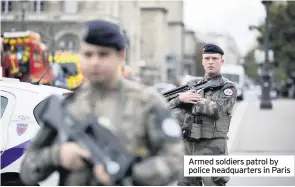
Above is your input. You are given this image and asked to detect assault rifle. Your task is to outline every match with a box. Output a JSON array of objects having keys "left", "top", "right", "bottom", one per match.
[
  {"left": 37, "top": 95, "right": 134, "bottom": 185},
  {"left": 163, "top": 79, "right": 224, "bottom": 101}
]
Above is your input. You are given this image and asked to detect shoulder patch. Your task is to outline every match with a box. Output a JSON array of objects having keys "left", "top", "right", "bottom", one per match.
[
  {"left": 223, "top": 88, "right": 233, "bottom": 96},
  {"left": 161, "top": 118, "right": 182, "bottom": 138}
]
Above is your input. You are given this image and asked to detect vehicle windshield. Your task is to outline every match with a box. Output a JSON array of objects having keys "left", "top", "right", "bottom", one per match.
[
  {"left": 60, "top": 63, "right": 78, "bottom": 77},
  {"left": 222, "top": 73, "right": 240, "bottom": 83},
  {"left": 14, "top": 44, "right": 30, "bottom": 64}
]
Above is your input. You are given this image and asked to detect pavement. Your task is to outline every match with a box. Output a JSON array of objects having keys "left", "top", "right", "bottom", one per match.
[{"left": 226, "top": 91, "right": 295, "bottom": 186}]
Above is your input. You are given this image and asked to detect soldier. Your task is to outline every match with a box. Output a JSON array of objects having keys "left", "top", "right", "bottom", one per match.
[
  {"left": 20, "top": 19, "right": 184, "bottom": 186},
  {"left": 170, "top": 44, "right": 237, "bottom": 186}
]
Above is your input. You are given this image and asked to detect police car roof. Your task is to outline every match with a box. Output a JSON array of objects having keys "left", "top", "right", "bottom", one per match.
[{"left": 0, "top": 78, "right": 71, "bottom": 95}]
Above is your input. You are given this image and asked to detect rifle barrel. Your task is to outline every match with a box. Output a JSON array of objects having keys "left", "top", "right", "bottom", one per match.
[{"left": 163, "top": 85, "right": 189, "bottom": 97}]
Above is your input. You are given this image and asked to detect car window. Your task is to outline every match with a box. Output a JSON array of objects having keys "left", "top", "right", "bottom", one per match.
[
  {"left": 1, "top": 96, "right": 8, "bottom": 118},
  {"left": 33, "top": 98, "right": 49, "bottom": 126}
]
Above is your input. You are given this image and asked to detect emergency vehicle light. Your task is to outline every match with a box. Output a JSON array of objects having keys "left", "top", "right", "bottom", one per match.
[
  {"left": 3, "top": 31, "right": 40, "bottom": 41},
  {"left": 3, "top": 31, "right": 31, "bottom": 38}
]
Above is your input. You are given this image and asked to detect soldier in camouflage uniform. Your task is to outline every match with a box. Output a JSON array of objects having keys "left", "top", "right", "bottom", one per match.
[
  {"left": 20, "top": 19, "right": 184, "bottom": 186},
  {"left": 170, "top": 44, "right": 237, "bottom": 186}
]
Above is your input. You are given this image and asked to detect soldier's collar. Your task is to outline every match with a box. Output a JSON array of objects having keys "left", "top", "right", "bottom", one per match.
[
  {"left": 203, "top": 73, "right": 222, "bottom": 81},
  {"left": 86, "top": 78, "right": 123, "bottom": 92}
]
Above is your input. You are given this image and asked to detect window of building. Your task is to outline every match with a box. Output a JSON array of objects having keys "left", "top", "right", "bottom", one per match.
[
  {"left": 63, "top": 0, "right": 78, "bottom": 14},
  {"left": 1, "top": 96, "right": 8, "bottom": 118},
  {"left": 58, "top": 34, "right": 79, "bottom": 51},
  {"left": 59, "top": 41, "right": 66, "bottom": 49},
  {"left": 68, "top": 41, "right": 73, "bottom": 50},
  {"left": 59, "top": 40, "right": 74, "bottom": 50},
  {"left": 33, "top": 0, "right": 45, "bottom": 13},
  {"left": 183, "top": 64, "right": 192, "bottom": 75},
  {"left": 1, "top": 0, "right": 12, "bottom": 13}
]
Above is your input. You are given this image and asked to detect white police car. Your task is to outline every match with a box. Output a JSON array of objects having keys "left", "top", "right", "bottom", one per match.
[{"left": 1, "top": 78, "right": 72, "bottom": 185}]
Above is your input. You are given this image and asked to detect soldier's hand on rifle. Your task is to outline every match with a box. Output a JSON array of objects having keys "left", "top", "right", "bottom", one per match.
[
  {"left": 178, "top": 90, "right": 199, "bottom": 104},
  {"left": 59, "top": 142, "right": 91, "bottom": 171},
  {"left": 93, "top": 164, "right": 111, "bottom": 185},
  {"left": 195, "top": 93, "right": 203, "bottom": 102}
]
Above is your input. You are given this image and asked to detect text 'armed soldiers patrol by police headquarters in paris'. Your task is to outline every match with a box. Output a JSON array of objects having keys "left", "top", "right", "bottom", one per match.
[
  {"left": 166, "top": 44, "right": 238, "bottom": 186},
  {"left": 19, "top": 19, "right": 185, "bottom": 186}
]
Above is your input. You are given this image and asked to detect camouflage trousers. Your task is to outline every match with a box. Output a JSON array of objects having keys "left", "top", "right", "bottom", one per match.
[{"left": 177, "top": 138, "right": 230, "bottom": 186}]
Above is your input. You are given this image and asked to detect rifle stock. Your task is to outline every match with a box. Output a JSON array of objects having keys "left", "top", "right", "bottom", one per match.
[{"left": 39, "top": 95, "right": 134, "bottom": 185}]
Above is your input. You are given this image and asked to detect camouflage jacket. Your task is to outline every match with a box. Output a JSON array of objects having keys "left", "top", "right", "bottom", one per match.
[
  {"left": 169, "top": 74, "right": 237, "bottom": 139},
  {"left": 20, "top": 78, "right": 184, "bottom": 186}
]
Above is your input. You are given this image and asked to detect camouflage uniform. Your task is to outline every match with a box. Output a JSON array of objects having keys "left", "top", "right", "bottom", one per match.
[
  {"left": 20, "top": 78, "right": 184, "bottom": 186},
  {"left": 169, "top": 74, "right": 237, "bottom": 186}
]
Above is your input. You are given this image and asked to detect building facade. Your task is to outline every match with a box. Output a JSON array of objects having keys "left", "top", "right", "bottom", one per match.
[
  {"left": 159, "top": 0, "right": 185, "bottom": 81},
  {"left": 1, "top": 1, "right": 139, "bottom": 55},
  {"left": 140, "top": 7, "right": 169, "bottom": 83},
  {"left": 183, "top": 30, "right": 197, "bottom": 76},
  {"left": 1, "top": 0, "right": 194, "bottom": 84},
  {"left": 139, "top": 0, "right": 185, "bottom": 83}
]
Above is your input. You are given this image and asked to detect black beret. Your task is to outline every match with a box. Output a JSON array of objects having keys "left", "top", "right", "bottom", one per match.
[
  {"left": 82, "top": 19, "right": 125, "bottom": 50},
  {"left": 203, "top": 44, "right": 224, "bottom": 55}
]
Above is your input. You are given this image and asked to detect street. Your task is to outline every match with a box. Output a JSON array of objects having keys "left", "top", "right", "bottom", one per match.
[{"left": 227, "top": 90, "right": 295, "bottom": 186}]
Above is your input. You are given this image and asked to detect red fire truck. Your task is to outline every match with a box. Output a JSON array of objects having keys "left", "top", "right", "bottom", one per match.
[{"left": 2, "top": 31, "right": 54, "bottom": 84}]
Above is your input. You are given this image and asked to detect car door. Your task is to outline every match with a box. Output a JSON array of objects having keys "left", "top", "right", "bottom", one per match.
[{"left": 0, "top": 91, "right": 16, "bottom": 153}]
